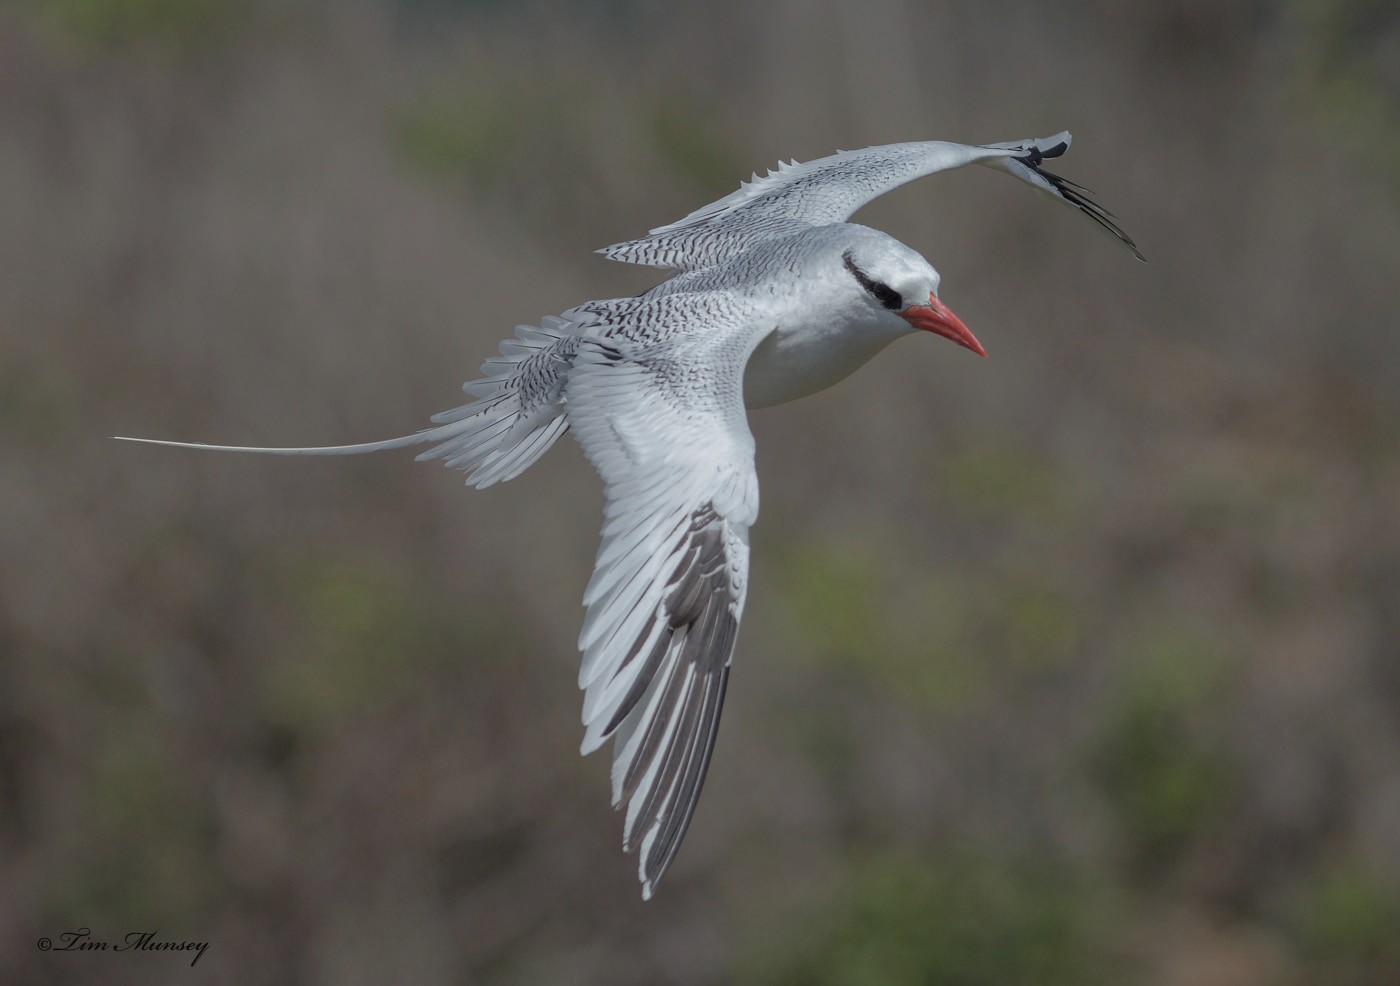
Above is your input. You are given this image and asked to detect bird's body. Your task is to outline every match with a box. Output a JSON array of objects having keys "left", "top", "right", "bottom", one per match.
[{"left": 118, "top": 132, "right": 1139, "bottom": 898}]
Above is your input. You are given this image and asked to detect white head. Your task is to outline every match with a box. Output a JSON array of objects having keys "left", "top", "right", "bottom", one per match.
[{"left": 833, "top": 228, "right": 985, "bottom": 357}]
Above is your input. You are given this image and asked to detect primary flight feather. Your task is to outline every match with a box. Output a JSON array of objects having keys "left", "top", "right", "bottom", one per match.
[{"left": 118, "top": 132, "right": 1139, "bottom": 898}]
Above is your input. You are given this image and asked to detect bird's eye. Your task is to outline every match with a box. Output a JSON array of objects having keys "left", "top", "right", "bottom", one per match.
[
  {"left": 842, "top": 249, "right": 903, "bottom": 311},
  {"left": 868, "top": 281, "right": 902, "bottom": 310}
]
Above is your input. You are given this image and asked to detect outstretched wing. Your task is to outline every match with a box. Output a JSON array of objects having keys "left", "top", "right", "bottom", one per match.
[
  {"left": 599, "top": 132, "right": 1141, "bottom": 271},
  {"left": 564, "top": 297, "right": 767, "bottom": 898}
]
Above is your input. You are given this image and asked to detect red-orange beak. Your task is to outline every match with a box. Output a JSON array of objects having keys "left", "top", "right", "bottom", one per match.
[{"left": 899, "top": 293, "right": 986, "bottom": 357}]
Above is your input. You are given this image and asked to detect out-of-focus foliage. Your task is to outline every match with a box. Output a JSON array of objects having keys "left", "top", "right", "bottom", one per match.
[
  {"left": 1091, "top": 628, "right": 1235, "bottom": 874},
  {"left": 1295, "top": 0, "right": 1400, "bottom": 186},
  {"left": 391, "top": 74, "right": 741, "bottom": 250},
  {"left": 938, "top": 439, "right": 1073, "bottom": 525},
  {"left": 4, "top": 1, "right": 1400, "bottom": 985},
  {"left": 1293, "top": 857, "right": 1400, "bottom": 973},
  {"left": 27, "top": 0, "right": 251, "bottom": 50},
  {"left": 743, "top": 850, "right": 1116, "bottom": 986}
]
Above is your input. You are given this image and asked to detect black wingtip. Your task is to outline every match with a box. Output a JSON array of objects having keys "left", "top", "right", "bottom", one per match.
[{"left": 1016, "top": 152, "right": 1143, "bottom": 261}]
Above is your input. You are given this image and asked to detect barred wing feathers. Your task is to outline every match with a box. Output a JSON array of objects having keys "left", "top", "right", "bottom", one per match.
[
  {"left": 564, "top": 298, "right": 765, "bottom": 898},
  {"left": 599, "top": 132, "right": 1140, "bottom": 270}
]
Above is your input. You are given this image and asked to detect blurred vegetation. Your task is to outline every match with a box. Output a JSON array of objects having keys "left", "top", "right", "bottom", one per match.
[
  {"left": 393, "top": 85, "right": 548, "bottom": 188},
  {"left": 938, "top": 439, "right": 1074, "bottom": 527},
  {"left": 743, "top": 850, "right": 1116, "bottom": 986},
  {"left": 1296, "top": 0, "right": 1400, "bottom": 186},
  {"left": 27, "top": 0, "right": 252, "bottom": 50},
  {"left": 1092, "top": 628, "right": 1235, "bottom": 875},
  {"left": 777, "top": 542, "right": 982, "bottom": 709},
  {"left": 391, "top": 73, "right": 741, "bottom": 252},
  {"left": 48, "top": 723, "right": 216, "bottom": 928},
  {"left": 264, "top": 553, "right": 458, "bottom": 730},
  {"left": 1293, "top": 857, "right": 1400, "bottom": 974},
  {"left": 648, "top": 94, "right": 743, "bottom": 194}
]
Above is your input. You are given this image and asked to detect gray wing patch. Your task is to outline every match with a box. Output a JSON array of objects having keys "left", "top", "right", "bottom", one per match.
[{"left": 609, "top": 504, "right": 739, "bottom": 892}]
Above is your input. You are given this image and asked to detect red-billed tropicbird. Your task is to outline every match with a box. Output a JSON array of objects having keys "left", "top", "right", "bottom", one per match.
[{"left": 118, "top": 132, "right": 1140, "bottom": 898}]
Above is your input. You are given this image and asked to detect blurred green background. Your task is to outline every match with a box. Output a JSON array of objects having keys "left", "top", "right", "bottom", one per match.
[{"left": 4, "top": 1, "right": 1400, "bottom": 983}]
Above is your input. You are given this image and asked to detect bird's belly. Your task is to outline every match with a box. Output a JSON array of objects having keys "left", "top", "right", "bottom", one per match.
[{"left": 743, "top": 324, "right": 902, "bottom": 409}]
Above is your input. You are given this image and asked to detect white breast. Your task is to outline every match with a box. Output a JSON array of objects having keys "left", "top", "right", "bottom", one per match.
[{"left": 742, "top": 318, "right": 906, "bottom": 409}]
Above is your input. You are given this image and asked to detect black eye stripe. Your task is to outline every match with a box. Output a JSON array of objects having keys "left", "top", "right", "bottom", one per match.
[
  {"left": 842, "top": 250, "right": 903, "bottom": 311},
  {"left": 869, "top": 282, "right": 902, "bottom": 310}
]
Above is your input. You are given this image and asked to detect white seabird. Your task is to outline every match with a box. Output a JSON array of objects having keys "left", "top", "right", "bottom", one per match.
[{"left": 118, "top": 132, "right": 1140, "bottom": 898}]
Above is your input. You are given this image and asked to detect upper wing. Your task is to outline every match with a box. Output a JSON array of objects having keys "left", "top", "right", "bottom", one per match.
[
  {"left": 564, "top": 297, "right": 766, "bottom": 899},
  {"left": 599, "top": 132, "right": 1142, "bottom": 271}
]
